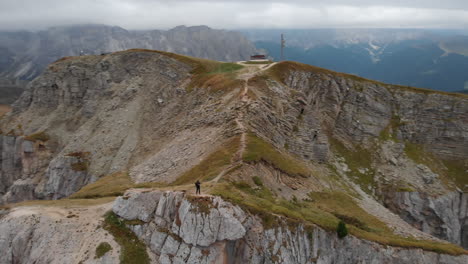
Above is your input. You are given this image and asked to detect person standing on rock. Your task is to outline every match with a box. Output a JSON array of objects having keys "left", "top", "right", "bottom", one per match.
[{"left": 195, "top": 180, "right": 201, "bottom": 195}]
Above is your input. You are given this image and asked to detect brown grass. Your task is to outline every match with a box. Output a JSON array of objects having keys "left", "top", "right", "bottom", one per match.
[
  {"left": 211, "top": 183, "right": 468, "bottom": 256},
  {"left": 404, "top": 143, "right": 468, "bottom": 191},
  {"left": 172, "top": 137, "right": 240, "bottom": 185},
  {"left": 24, "top": 131, "right": 50, "bottom": 142},
  {"left": 70, "top": 172, "right": 134, "bottom": 199},
  {"left": 188, "top": 73, "right": 243, "bottom": 93},
  {"left": 243, "top": 133, "right": 311, "bottom": 178}
]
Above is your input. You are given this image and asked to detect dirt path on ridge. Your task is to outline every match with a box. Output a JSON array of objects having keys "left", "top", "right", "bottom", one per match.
[{"left": 212, "top": 62, "right": 277, "bottom": 183}]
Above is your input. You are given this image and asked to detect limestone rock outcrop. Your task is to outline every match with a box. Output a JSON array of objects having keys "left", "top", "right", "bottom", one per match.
[
  {"left": 0, "top": 50, "right": 238, "bottom": 204},
  {"left": 112, "top": 190, "right": 468, "bottom": 264},
  {"left": 0, "top": 203, "right": 120, "bottom": 264},
  {"left": 384, "top": 191, "right": 468, "bottom": 249}
]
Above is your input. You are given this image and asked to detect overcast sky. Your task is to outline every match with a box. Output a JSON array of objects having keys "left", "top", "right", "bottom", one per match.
[{"left": 1, "top": 0, "right": 468, "bottom": 31}]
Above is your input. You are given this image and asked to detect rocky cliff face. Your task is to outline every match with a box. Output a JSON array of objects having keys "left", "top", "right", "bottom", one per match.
[
  {"left": 0, "top": 191, "right": 468, "bottom": 264},
  {"left": 0, "top": 50, "right": 467, "bottom": 262},
  {"left": 384, "top": 191, "right": 468, "bottom": 249},
  {"left": 0, "top": 50, "right": 239, "bottom": 204},
  {"left": 1, "top": 190, "right": 467, "bottom": 264},
  {"left": 0, "top": 24, "right": 257, "bottom": 81},
  {"left": 252, "top": 65, "right": 468, "bottom": 162},
  {"left": 244, "top": 63, "right": 468, "bottom": 248},
  {"left": 112, "top": 190, "right": 468, "bottom": 264}
]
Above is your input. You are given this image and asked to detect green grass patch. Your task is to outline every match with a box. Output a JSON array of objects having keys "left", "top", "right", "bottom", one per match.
[
  {"left": 210, "top": 183, "right": 468, "bottom": 255},
  {"left": 404, "top": 143, "right": 429, "bottom": 165},
  {"left": 70, "top": 172, "right": 134, "bottom": 199},
  {"left": 403, "top": 142, "right": 468, "bottom": 191},
  {"left": 186, "top": 62, "right": 243, "bottom": 93},
  {"left": 24, "top": 131, "right": 49, "bottom": 142},
  {"left": 95, "top": 242, "right": 112, "bottom": 259},
  {"left": 103, "top": 212, "right": 150, "bottom": 264},
  {"left": 442, "top": 160, "right": 468, "bottom": 191},
  {"left": 243, "top": 60, "right": 274, "bottom": 65},
  {"left": 172, "top": 137, "right": 240, "bottom": 185},
  {"left": 133, "top": 182, "right": 167, "bottom": 189},
  {"left": 252, "top": 176, "right": 263, "bottom": 187},
  {"left": 207, "top": 63, "right": 244, "bottom": 74},
  {"left": 243, "top": 133, "right": 311, "bottom": 178},
  {"left": 123, "top": 219, "right": 146, "bottom": 226},
  {"left": 379, "top": 115, "right": 405, "bottom": 142},
  {"left": 329, "top": 138, "right": 376, "bottom": 194},
  {"left": 398, "top": 187, "right": 415, "bottom": 192}
]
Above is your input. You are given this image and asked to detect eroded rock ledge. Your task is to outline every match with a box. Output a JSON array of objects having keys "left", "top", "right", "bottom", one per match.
[
  {"left": 113, "top": 190, "right": 468, "bottom": 264},
  {"left": 384, "top": 191, "right": 468, "bottom": 249}
]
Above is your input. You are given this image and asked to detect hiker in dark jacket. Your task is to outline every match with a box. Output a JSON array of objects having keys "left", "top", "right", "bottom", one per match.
[{"left": 195, "top": 180, "right": 201, "bottom": 195}]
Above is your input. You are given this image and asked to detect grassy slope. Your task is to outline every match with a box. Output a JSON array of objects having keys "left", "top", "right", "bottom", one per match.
[
  {"left": 328, "top": 137, "right": 376, "bottom": 194},
  {"left": 404, "top": 143, "right": 468, "bottom": 192},
  {"left": 103, "top": 212, "right": 150, "bottom": 264},
  {"left": 172, "top": 136, "right": 240, "bottom": 185},
  {"left": 212, "top": 182, "right": 468, "bottom": 255},
  {"left": 243, "top": 133, "right": 311, "bottom": 178},
  {"left": 70, "top": 172, "right": 134, "bottom": 199}
]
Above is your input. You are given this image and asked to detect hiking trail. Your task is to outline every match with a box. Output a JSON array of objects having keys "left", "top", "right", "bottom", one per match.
[{"left": 212, "top": 62, "right": 277, "bottom": 183}]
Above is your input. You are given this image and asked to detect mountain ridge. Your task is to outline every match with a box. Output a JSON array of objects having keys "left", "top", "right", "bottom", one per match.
[
  {"left": 0, "top": 49, "right": 467, "bottom": 262},
  {"left": 0, "top": 24, "right": 258, "bottom": 81}
]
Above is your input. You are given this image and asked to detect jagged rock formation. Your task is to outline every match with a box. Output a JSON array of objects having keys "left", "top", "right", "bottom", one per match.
[
  {"left": 0, "top": 24, "right": 257, "bottom": 81},
  {"left": 384, "top": 191, "right": 468, "bottom": 249},
  {"left": 2, "top": 191, "right": 466, "bottom": 264},
  {"left": 111, "top": 190, "right": 467, "bottom": 264},
  {"left": 0, "top": 49, "right": 467, "bottom": 262},
  {"left": 0, "top": 50, "right": 246, "bottom": 204}
]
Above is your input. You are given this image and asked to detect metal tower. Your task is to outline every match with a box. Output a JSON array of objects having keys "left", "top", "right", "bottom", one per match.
[{"left": 280, "top": 33, "right": 286, "bottom": 61}]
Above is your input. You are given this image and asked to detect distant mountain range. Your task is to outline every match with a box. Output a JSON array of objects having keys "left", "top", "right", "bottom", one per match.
[
  {"left": 243, "top": 29, "right": 468, "bottom": 93},
  {"left": 0, "top": 24, "right": 258, "bottom": 81},
  {"left": 0, "top": 78, "right": 25, "bottom": 105},
  {"left": 2, "top": 26, "right": 468, "bottom": 95}
]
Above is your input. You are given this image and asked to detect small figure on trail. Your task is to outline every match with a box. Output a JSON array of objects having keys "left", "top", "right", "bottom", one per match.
[{"left": 195, "top": 180, "right": 201, "bottom": 195}]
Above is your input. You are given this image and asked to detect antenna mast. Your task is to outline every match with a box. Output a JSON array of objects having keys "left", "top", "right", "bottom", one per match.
[{"left": 280, "top": 33, "right": 286, "bottom": 61}]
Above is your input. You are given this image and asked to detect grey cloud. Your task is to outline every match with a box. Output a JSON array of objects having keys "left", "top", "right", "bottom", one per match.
[{"left": 0, "top": 0, "right": 468, "bottom": 30}]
